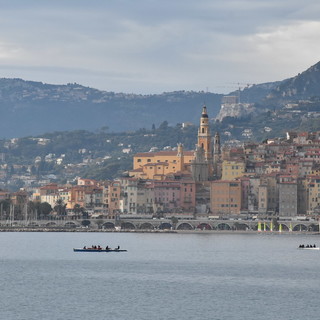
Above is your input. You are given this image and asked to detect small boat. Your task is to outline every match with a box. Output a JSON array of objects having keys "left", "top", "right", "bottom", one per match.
[
  {"left": 298, "top": 247, "right": 319, "bottom": 250},
  {"left": 73, "top": 248, "right": 127, "bottom": 252}
]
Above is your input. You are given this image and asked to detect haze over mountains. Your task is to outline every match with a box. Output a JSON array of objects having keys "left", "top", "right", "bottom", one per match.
[{"left": 1, "top": 61, "right": 320, "bottom": 138}]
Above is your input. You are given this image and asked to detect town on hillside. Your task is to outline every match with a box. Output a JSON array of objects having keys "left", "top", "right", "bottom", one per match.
[{"left": 1, "top": 104, "right": 320, "bottom": 231}]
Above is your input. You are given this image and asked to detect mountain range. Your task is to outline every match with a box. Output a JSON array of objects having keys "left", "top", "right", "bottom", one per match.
[{"left": 0, "top": 61, "right": 320, "bottom": 138}]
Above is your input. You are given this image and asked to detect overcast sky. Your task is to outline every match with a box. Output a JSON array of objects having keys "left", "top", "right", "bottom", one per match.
[{"left": 0, "top": 0, "right": 319, "bottom": 94}]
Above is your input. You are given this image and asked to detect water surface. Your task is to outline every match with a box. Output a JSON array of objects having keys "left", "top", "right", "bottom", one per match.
[{"left": 1, "top": 232, "right": 319, "bottom": 320}]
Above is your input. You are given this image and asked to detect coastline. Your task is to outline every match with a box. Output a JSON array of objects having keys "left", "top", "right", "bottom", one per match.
[{"left": 0, "top": 226, "right": 318, "bottom": 235}]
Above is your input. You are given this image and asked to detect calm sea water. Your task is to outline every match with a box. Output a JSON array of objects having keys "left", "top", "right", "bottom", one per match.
[{"left": 1, "top": 231, "right": 320, "bottom": 320}]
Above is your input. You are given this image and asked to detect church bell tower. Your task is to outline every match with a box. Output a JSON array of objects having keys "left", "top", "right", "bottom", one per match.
[{"left": 197, "top": 105, "right": 213, "bottom": 177}]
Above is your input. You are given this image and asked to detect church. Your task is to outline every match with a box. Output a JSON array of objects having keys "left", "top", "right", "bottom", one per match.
[{"left": 129, "top": 105, "right": 221, "bottom": 182}]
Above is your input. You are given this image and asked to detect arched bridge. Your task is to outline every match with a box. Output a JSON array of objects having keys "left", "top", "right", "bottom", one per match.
[{"left": 4, "top": 218, "right": 319, "bottom": 232}]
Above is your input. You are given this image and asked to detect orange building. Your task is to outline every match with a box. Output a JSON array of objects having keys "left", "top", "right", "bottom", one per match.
[
  {"left": 210, "top": 180, "right": 241, "bottom": 215},
  {"left": 105, "top": 181, "right": 121, "bottom": 217}
]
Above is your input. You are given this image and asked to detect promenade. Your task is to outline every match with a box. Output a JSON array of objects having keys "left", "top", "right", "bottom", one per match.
[{"left": 0, "top": 218, "right": 318, "bottom": 233}]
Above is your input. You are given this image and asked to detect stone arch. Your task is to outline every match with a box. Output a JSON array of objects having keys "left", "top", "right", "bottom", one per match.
[
  {"left": 196, "top": 223, "right": 212, "bottom": 230},
  {"left": 139, "top": 222, "right": 155, "bottom": 230},
  {"left": 28, "top": 222, "right": 39, "bottom": 227},
  {"left": 293, "top": 224, "right": 308, "bottom": 232},
  {"left": 102, "top": 222, "right": 115, "bottom": 229},
  {"left": 216, "top": 223, "right": 231, "bottom": 230},
  {"left": 46, "top": 222, "right": 57, "bottom": 227},
  {"left": 234, "top": 223, "right": 249, "bottom": 231},
  {"left": 308, "top": 224, "right": 319, "bottom": 232},
  {"left": 121, "top": 222, "right": 136, "bottom": 230},
  {"left": 65, "top": 221, "right": 77, "bottom": 228},
  {"left": 159, "top": 222, "right": 172, "bottom": 230},
  {"left": 177, "top": 222, "right": 194, "bottom": 230}
]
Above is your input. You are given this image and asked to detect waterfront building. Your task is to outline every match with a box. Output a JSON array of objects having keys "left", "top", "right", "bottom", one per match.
[
  {"left": 104, "top": 180, "right": 121, "bottom": 217},
  {"left": 210, "top": 180, "right": 241, "bottom": 215},
  {"left": 119, "top": 177, "right": 154, "bottom": 215},
  {"left": 306, "top": 175, "right": 320, "bottom": 215},
  {"left": 258, "top": 183, "right": 268, "bottom": 214},
  {"left": 278, "top": 177, "right": 298, "bottom": 217},
  {"left": 239, "top": 177, "right": 250, "bottom": 212},
  {"left": 58, "top": 188, "right": 71, "bottom": 208}
]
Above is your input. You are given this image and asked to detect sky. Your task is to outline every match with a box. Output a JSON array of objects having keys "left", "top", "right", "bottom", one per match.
[{"left": 0, "top": 0, "right": 320, "bottom": 94}]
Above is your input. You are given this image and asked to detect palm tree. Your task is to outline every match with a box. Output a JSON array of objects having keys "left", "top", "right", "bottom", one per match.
[
  {"left": 73, "top": 204, "right": 85, "bottom": 219},
  {"left": 54, "top": 199, "right": 67, "bottom": 217}
]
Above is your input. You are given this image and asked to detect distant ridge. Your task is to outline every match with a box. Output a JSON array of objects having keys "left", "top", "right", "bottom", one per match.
[
  {"left": 0, "top": 78, "right": 222, "bottom": 138},
  {"left": 265, "top": 61, "right": 320, "bottom": 102},
  {"left": 1, "top": 61, "right": 320, "bottom": 138}
]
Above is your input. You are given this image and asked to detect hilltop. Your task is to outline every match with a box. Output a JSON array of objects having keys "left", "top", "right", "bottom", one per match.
[
  {"left": 0, "top": 79, "right": 222, "bottom": 138},
  {"left": 0, "top": 61, "right": 320, "bottom": 142}
]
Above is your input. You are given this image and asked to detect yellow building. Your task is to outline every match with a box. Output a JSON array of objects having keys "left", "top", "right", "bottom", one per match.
[
  {"left": 130, "top": 144, "right": 194, "bottom": 180},
  {"left": 221, "top": 160, "right": 245, "bottom": 180},
  {"left": 306, "top": 175, "right": 320, "bottom": 214}
]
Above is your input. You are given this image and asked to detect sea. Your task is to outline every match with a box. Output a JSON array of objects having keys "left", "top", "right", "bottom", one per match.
[{"left": 1, "top": 231, "right": 320, "bottom": 320}]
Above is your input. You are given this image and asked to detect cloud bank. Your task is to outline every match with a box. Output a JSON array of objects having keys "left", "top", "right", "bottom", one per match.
[{"left": 0, "top": 0, "right": 319, "bottom": 94}]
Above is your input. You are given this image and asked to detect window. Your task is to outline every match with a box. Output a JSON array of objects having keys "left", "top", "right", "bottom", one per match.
[
  {"left": 137, "top": 159, "right": 141, "bottom": 162},
  {"left": 147, "top": 159, "right": 151, "bottom": 162}
]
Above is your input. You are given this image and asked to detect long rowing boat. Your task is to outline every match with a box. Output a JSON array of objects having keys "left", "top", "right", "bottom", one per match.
[{"left": 73, "top": 248, "right": 127, "bottom": 252}]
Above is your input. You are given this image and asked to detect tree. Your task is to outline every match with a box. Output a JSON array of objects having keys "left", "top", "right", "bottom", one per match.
[
  {"left": 159, "top": 121, "right": 168, "bottom": 130},
  {"left": 54, "top": 199, "right": 67, "bottom": 217},
  {"left": 81, "top": 219, "right": 91, "bottom": 227},
  {"left": 73, "top": 204, "right": 84, "bottom": 218},
  {"left": 0, "top": 199, "right": 11, "bottom": 220},
  {"left": 96, "top": 219, "right": 104, "bottom": 229},
  {"left": 35, "top": 202, "right": 52, "bottom": 218}
]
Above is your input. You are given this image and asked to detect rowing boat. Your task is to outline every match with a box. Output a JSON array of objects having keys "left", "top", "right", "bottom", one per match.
[{"left": 73, "top": 248, "right": 127, "bottom": 252}]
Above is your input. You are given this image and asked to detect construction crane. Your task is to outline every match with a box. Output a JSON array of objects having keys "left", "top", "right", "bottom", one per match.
[{"left": 225, "top": 82, "right": 255, "bottom": 103}]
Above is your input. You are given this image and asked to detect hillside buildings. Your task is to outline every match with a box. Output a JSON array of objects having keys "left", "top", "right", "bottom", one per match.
[{"left": 5, "top": 106, "right": 320, "bottom": 220}]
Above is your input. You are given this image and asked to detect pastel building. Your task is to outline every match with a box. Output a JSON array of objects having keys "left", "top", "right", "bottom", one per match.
[
  {"left": 210, "top": 180, "right": 241, "bottom": 215},
  {"left": 221, "top": 160, "right": 245, "bottom": 180},
  {"left": 131, "top": 144, "right": 194, "bottom": 180}
]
